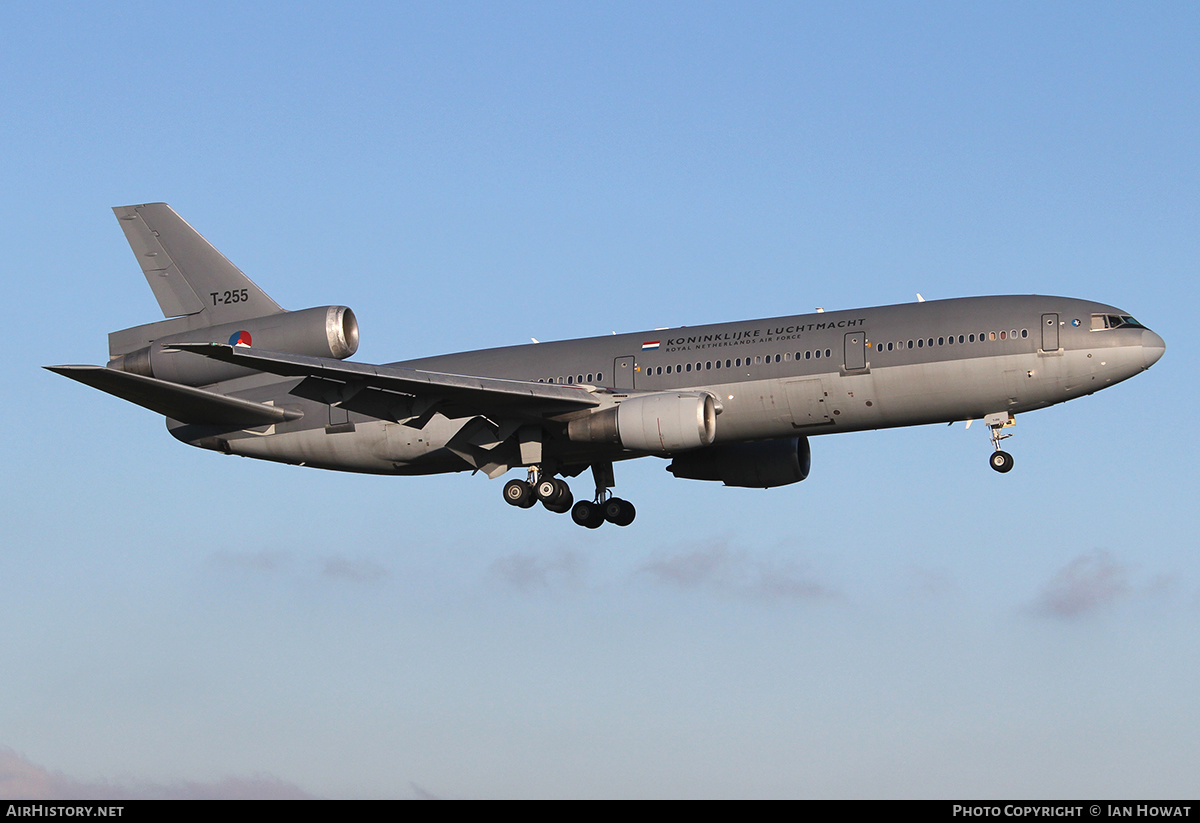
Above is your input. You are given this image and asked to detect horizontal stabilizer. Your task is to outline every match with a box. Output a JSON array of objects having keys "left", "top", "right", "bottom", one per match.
[
  {"left": 45, "top": 365, "right": 302, "bottom": 428},
  {"left": 169, "top": 343, "right": 601, "bottom": 420}
]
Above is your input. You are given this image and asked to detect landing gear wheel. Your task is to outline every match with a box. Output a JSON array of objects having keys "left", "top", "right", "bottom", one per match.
[
  {"left": 571, "top": 500, "right": 605, "bottom": 529},
  {"left": 603, "top": 497, "right": 636, "bottom": 527},
  {"left": 536, "top": 477, "right": 569, "bottom": 504},
  {"left": 503, "top": 479, "right": 537, "bottom": 508},
  {"left": 542, "top": 486, "right": 574, "bottom": 514},
  {"left": 990, "top": 450, "right": 1014, "bottom": 473}
]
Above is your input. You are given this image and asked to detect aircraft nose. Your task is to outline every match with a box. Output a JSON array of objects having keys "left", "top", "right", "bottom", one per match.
[{"left": 1141, "top": 330, "right": 1166, "bottom": 369}]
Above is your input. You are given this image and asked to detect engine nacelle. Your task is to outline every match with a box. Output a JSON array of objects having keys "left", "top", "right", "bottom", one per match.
[
  {"left": 109, "top": 305, "right": 359, "bottom": 387},
  {"left": 568, "top": 392, "right": 717, "bottom": 454},
  {"left": 667, "top": 437, "right": 811, "bottom": 488}
]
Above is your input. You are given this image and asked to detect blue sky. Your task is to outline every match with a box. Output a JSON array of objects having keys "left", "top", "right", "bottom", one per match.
[{"left": 2, "top": 2, "right": 1197, "bottom": 799}]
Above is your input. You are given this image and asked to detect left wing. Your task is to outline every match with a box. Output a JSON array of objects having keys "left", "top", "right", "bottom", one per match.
[
  {"left": 169, "top": 342, "right": 603, "bottom": 426},
  {"left": 45, "top": 364, "right": 303, "bottom": 427}
]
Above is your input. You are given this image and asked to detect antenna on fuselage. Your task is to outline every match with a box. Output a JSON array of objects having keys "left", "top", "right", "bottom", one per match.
[{"left": 917, "top": 294, "right": 926, "bottom": 302}]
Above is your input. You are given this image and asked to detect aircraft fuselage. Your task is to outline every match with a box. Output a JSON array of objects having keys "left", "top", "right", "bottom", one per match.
[
  {"left": 185, "top": 294, "right": 1163, "bottom": 477},
  {"left": 50, "top": 204, "right": 1165, "bottom": 528}
]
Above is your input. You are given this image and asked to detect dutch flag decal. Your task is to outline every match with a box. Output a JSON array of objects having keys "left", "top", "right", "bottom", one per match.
[
  {"left": 641, "top": 341, "right": 660, "bottom": 351},
  {"left": 229, "top": 330, "right": 253, "bottom": 347}
]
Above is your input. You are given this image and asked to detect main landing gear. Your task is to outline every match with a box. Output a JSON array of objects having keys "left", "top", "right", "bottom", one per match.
[
  {"left": 503, "top": 463, "right": 635, "bottom": 528},
  {"left": 502, "top": 471, "right": 572, "bottom": 513},
  {"left": 984, "top": 412, "right": 1016, "bottom": 473},
  {"left": 570, "top": 494, "right": 636, "bottom": 529}
]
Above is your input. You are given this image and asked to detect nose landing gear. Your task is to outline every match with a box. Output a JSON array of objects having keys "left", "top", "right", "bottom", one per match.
[{"left": 984, "top": 412, "right": 1015, "bottom": 473}]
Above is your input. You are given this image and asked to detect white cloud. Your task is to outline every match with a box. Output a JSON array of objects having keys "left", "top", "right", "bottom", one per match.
[
  {"left": 0, "top": 748, "right": 315, "bottom": 800},
  {"left": 638, "top": 543, "right": 834, "bottom": 601},
  {"left": 322, "top": 556, "right": 388, "bottom": 583},
  {"left": 1029, "top": 549, "right": 1131, "bottom": 618},
  {"left": 489, "top": 549, "right": 586, "bottom": 592}
]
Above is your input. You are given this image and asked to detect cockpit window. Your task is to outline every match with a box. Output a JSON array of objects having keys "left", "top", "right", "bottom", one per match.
[{"left": 1091, "top": 314, "right": 1147, "bottom": 331}]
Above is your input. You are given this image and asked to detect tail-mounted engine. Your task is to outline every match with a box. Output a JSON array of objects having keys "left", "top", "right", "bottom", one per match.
[
  {"left": 568, "top": 392, "right": 717, "bottom": 453},
  {"left": 108, "top": 305, "right": 359, "bottom": 387},
  {"left": 667, "top": 437, "right": 811, "bottom": 488}
]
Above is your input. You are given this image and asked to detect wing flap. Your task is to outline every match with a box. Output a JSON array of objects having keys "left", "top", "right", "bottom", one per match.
[{"left": 46, "top": 365, "right": 302, "bottom": 427}]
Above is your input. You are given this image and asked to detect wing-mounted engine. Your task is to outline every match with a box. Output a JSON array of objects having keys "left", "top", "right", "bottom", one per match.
[
  {"left": 109, "top": 305, "right": 359, "bottom": 387},
  {"left": 667, "top": 437, "right": 811, "bottom": 488},
  {"left": 567, "top": 392, "right": 717, "bottom": 453}
]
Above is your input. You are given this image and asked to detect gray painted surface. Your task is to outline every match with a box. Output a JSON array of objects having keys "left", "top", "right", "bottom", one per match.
[{"left": 49, "top": 204, "right": 1167, "bottom": 499}]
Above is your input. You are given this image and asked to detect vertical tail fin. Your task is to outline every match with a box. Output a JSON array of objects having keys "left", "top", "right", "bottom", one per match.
[
  {"left": 113, "top": 202, "right": 284, "bottom": 322},
  {"left": 108, "top": 203, "right": 287, "bottom": 358}
]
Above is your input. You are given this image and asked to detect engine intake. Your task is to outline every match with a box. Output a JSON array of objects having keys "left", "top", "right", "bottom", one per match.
[
  {"left": 667, "top": 437, "right": 811, "bottom": 488},
  {"left": 109, "top": 305, "right": 358, "bottom": 387},
  {"left": 568, "top": 392, "right": 717, "bottom": 453}
]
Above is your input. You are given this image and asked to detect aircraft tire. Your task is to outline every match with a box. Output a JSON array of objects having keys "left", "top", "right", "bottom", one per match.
[
  {"left": 543, "top": 487, "right": 574, "bottom": 514},
  {"left": 536, "top": 477, "right": 569, "bottom": 503},
  {"left": 571, "top": 500, "right": 605, "bottom": 529},
  {"left": 503, "top": 479, "right": 536, "bottom": 508},
  {"left": 989, "top": 451, "right": 1014, "bottom": 473},
  {"left": 603, "top": 498, "right": 636, "bottom": 527}
]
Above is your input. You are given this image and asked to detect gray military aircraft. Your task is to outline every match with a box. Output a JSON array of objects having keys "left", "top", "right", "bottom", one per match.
[{"left": 49, "top": 203, "right": 1166, "bottom": 528}]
